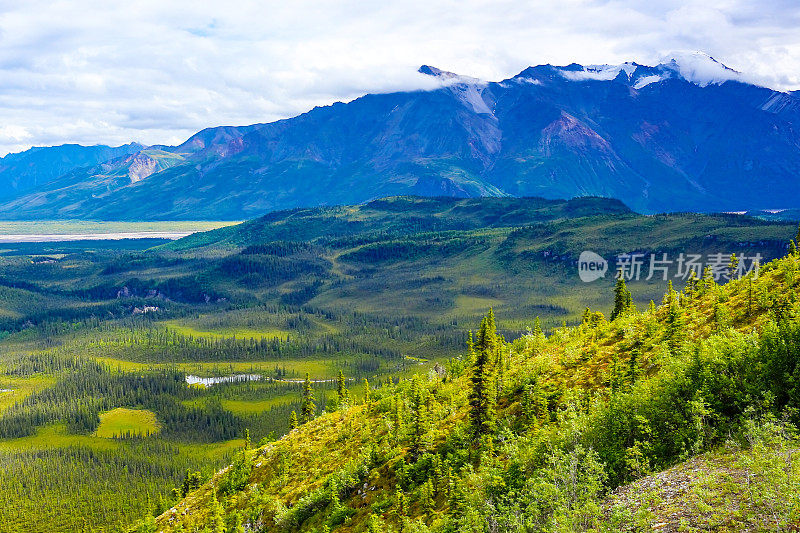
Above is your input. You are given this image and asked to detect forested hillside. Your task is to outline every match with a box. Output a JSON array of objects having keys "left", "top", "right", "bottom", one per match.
[
  {"left": 0, "top": 197, "right": 797, "bottom": 532},
  {"left": 145, "top": 247, "right": 800, "bottom": 532}
]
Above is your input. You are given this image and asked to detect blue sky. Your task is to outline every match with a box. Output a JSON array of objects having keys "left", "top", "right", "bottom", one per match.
[{"left": 0, "top": 0, "right": 798, "bottom": 155}]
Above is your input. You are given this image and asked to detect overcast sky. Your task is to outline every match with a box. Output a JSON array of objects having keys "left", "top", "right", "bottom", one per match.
[{"left": 1, "top": 0, "right": 799, "bottom": 156}]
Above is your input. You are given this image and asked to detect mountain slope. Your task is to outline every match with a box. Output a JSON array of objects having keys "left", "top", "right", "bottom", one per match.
[
  {"left": 0, "top": 143, "right": 142, "bottom": 201},
  {"left": 164, "top": 195, "right": 634, "bottom": 251},
  {"left": 2, "top": 54, "right": 800, "bottom": 220},
  {"left": 142, "top": 247, "right": 800, "bottom": 532}
]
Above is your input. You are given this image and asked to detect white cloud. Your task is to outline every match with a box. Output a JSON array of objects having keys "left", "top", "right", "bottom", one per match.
[{"left": 0, "top": 0, "right": 799, "bottom": 155}]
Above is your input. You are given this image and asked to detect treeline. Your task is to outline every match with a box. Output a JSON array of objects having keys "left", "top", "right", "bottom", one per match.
[
  {"left": 72, "top": 276, "right": 223, "bottom": 304},
  {"left": 100, "top": 253, "right": 187, "bottom": 275},
  {"left": 340, "top": 235, "right": 489, "bottom": 265},
  {"left": 240, "top": 241, "right": 316, "bottom": 257},
  {"left": 214, "top": 254, "right": 330, "bottom": 288},
  {"left": 96, "top": 325, "right": 404, "bottom": 363}
]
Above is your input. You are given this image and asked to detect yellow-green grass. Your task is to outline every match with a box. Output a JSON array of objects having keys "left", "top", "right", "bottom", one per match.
[
  {"left": 308, "top": 316, "right": 340, "bottom": 335},
  {"left": 221, "top": 399, "right": 283, "bottom": 415},
  {"left": 0, "top": 375, "right": 57, "bottom": 414},
  {"left": 0, "top": 424, "right": 120, "bottom": 452},
  {"left": 186, "top": 385, "right": 373, "bottom": 417},
  {"left": 94, "top": 408, "right": 160, "bottom": 438},
  {"left": 93, "top": 357, "right": 337, "bottom": 378},
  {"left": 161, "top": 320, "right": 291, "bottom": 341},
  {"left": 0, "top": 423, "right": 245, "bottom": 460},
  {"left": 453, "top": 294, "right": 504, "bottom": 314},
  {"left": 94, "top": 357, "right": 156, "bottom": 372},
  {"left": 216, "top": 397, "right": 296, "bottom": 415},
  {"left": 0, "top": 307, "right": 21, "bottom": 318}
]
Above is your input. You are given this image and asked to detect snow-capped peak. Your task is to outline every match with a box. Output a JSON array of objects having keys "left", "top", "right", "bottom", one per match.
[
  {"left": 528, "top": 52, "right": 746, "bottom": 89},
  {"left": 658, "top": 51, "right": 741, "bottom": 87},
  {"left": 417, "top": 65, "right": 492, "bottom": 114},
  {"left": 418, "top": 65, "right": 485, "bottom": 86},
  {"left": 558, "top": 62, "right": 637, "bottom": 82}
]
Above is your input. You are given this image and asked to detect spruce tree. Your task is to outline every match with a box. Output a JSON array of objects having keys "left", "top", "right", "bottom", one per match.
[
  {"left": 421, "top": 479, "right": 435, "bottom": 514},
  {"left": 395, "top": 488, "right": 407, "bottom": 517},
  {"left": 392, "top": 394, "right": 404, "bottom": 444},
  {"left": 336, "top": 370, "right": 348, "bottom": 406},
  {"left": 665, "top": 282, "right": 685, "bottom": 353},
  {"left": 432, "top": 455, "right": 444, "bottom": 496},
  {"left": 533, "top": 316, "right": 543, "bottom": 337},
  {"left": 496, "top": 347, "right": 506, "bottom": 396},
  {"left": 796, "top": 223, "right": 800, "bottom": 250},
  {"left": 686, "top": 269, "right": 699, "bottom": 297},
  {"left": 209, "top": 492, "right": 225, "bottom": 533},
  {"left": 628, "top": 348, "right": 640, "bottom": 385},
  {"left": 469, "top": 310, "right": 497, "bottom": 438},
  {"left": 363, "top": 378, "right": 371, "bottom": 404},
  {"left": 728, "top": 253, "right": 740, "bottom": 280},
  {"left": 409, "top": 375, "right": 428, "bottom": 457},
  {"left": 530, "top": 316, "right": 545, "bottom": 356},
  {"left": 289, "top": 410, "right": 298, "bottom": 430},
  {"left": 522, "top": 381, "right": 547, "bottom": 427},
  {"left": 702, "top": 266, "right": 715, "bottom": 293},
  {"left": 611, "top": 276, "right": 632, "bottom": 320},
  {"left": 301, "top": 373, "right": 316, "bottom": 423},
  {"left": 663, "top": 280, "right": 675, "bottom": 306}
]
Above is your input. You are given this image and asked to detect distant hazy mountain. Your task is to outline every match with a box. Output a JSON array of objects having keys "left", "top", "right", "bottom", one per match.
[
  {"left": 1, "top": 52, "right": 798, "bottom": 220},
  {"left": 0, "top": 143, "right": 142, "bottom": 201}
]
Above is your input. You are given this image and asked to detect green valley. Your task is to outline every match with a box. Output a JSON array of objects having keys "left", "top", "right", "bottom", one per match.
[{"left": 0, "top": 196, "right": 796, "bottom": 532}]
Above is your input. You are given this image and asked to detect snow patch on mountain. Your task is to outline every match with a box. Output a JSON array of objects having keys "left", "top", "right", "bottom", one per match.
[
  {"left": 418, "top": 65, "right": 486, "bottom": 87},
  {"left": 659, "top": 51, "right": 740, "bottom": 87},
  {"left": 515, "top": 77, "right": 542, "bottom": 86},
  {"left": 548, "top": 52, "right": 749, "bottom": 89},
  {"left": 560, "top": 63, "right": 636, "bottom": 82},
  {"left": 418, "top": 65, "right": 492, "bottom": 115},
  {"left": 634, "top": 75, "right": 663, "bottom": 89}
]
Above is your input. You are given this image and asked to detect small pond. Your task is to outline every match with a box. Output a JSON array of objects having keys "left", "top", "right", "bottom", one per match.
[{"left": 185, "top": 374, "right": 262, "bottom": 387}]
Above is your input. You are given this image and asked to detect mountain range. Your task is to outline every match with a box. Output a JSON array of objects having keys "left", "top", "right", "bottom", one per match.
[{"left": 0, "top": 52, "right": 798, "bottom": 220}]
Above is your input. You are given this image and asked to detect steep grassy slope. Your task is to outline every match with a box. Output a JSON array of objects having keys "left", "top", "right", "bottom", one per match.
[{"left": 145, "top": 251, "right": 800, "bottom": 532}]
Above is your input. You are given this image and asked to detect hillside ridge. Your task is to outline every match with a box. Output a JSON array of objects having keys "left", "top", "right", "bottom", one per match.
[{"left": 143, "top": 246, "right": 800, "bottom": 532}]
